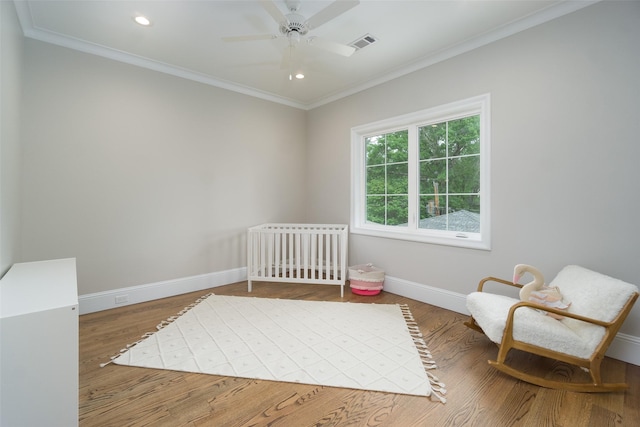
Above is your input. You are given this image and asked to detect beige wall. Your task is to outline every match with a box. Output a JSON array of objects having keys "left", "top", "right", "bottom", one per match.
[
  {"left": 0, "top": 0, "right": 24, "bottom": 276},
  {"left": 306, "top": 2, "right": 640, "bottom": 336},
  {"left": 20, "top": 40, "right": 307, "bottom": 294}
]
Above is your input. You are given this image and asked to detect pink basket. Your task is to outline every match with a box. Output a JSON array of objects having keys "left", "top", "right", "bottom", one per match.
[{"left": 349, "top": 264, "right": 384, "bottom": 295}]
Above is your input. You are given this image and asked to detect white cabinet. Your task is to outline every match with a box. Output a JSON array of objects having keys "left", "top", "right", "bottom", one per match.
[{"left": 1, "top": 258, "right": 78, "bottom": 427}]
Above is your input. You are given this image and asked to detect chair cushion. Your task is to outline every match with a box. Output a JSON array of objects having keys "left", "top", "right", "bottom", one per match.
[
  {"left": 550, "top": 265, "right": 638, "bottom": 323},
  {"left": 466, "top": 291, "right": 602, "bottom": 359}
]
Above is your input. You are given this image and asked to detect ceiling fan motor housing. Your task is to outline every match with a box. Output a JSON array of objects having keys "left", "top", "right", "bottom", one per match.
[{"left": 280, "top": 13, "right": 309, "bottom": 36}]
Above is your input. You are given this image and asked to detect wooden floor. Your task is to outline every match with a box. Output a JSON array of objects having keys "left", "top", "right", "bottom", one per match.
[{"left": 80, "top": 281, "right": 640, "bottom": 426}]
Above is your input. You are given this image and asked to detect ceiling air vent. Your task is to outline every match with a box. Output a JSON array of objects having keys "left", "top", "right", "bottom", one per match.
[{"left": 349, "top": 34, "right": 378, "bottom": 51}]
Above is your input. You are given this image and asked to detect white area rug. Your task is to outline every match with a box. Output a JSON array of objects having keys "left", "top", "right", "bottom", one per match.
[{"left": 107, "top": 294, "right": 446, "bottom": 402}]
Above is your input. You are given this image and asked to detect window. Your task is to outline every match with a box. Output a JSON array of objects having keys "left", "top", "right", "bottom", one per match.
[{"left": 351, "top": 94, "right": 490, "bottom": 250}]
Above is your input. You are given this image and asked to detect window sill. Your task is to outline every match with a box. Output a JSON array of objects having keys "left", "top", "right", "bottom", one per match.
[{"left": 350, "top": 225, "right": 491, "bottom": 251}]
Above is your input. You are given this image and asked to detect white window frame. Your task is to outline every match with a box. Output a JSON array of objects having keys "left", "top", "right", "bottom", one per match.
[{"left": 350, "top": 94, "right": 491, "bottom": 250}]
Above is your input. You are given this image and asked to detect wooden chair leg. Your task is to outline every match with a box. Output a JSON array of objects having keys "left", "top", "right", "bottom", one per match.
[
  {"left": 589, "top": 357, "right": 603, "bottom": 385},
  {"left": 463, "top": 316, "right": 484, "bottom": 334}
]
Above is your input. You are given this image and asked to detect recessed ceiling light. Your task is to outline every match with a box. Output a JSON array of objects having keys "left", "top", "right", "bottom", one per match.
[
  {"left": 295, "top": 73, "right": 305, "bottom": 79},
  {"left": 134, "top": 15, "right": 151, "bottom": 26}
]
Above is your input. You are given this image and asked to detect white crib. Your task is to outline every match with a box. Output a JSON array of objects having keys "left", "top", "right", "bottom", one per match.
[{"left": 247, "top": 223, "right": 349, "bottom": 297}]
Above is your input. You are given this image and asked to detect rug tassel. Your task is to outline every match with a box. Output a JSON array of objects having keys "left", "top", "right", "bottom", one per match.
[
  {"left": 100, "top": 346, "right": 133, "bottom": 368},
  {"left": 426, "top": 371, "right": 447, "bottom": 403},
  {"left": 153, "top": 293, "right": 213, "bottom": 330},
  {"left": 400, "top": 303, "right": 447, "bottom": 404}
]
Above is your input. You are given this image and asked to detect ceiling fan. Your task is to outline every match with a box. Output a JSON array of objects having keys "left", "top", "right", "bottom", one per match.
[{"left": 222, "top": 0, "right": 360, "bottom": 76}]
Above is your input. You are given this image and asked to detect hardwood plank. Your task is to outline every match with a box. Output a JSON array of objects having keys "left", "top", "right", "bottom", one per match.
[{"left": 79, "top": 281, "right": 639, "bottom": 426}]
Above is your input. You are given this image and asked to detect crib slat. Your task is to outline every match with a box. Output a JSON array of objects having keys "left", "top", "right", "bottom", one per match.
[
  {"left": 302, "top": 233, "right": 309, "bottom": 280},
  {"left": 247, "top": 230, "right": 254, "bottom": 291},
  {"left": 288, "top": 232, "right": 294, "bottom": 278},
  {"left": 325, "top": 233, "right": 331, "bottom": 279},
  {"left": 273, "top": 234, "right": 281, "bottom": 277},
  {"left": 311, "top": 233, "right": 317, "bottom": 280},
  {"left": 261, "top": 232, "right": 267, "bottom": 279},
  {"left": 331, "top": 234, "right": 339, "bottom": 279},
  {"left": 319, "top": 234, "right": 324, "bottom": 281},
  {"left": 266, "top": 232, "right": 273, "bottom": 279},
  {"left": 295, "top": 231, "right": 301, "bottom": 279}
]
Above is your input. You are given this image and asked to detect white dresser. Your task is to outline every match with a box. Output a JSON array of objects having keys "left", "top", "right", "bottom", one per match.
[{"left": 0, "top": 258, "right": 78, "bottom": 427}]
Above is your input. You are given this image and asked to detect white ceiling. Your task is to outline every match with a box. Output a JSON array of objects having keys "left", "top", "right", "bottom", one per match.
[{"left": 14, "top": 0, "right": 598, "bottom": 109}]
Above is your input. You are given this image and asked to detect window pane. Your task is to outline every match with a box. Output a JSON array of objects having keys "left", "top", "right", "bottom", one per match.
[
  {"left": 365, "top": 130, "right": 409, "bottom": 227},
  {"left": 418, "top": 193, "right": 447, "bottom": 230},
  {"left": 387, "top": 195, "right": 408, "bottom": 226},
  {"left": 448, "top": 155, "right": 480, "bottom": 194},
  {"left": 419, "top": 195, "right": 446, "bottom": 219},
  {"left": 449, "top": 195, "right": 480, "bottom": 216},
  {"left": 366, "top": 196, "right": 386, "bottom": 224},
  {"left": 448, "top": 116, "right": 480, "bottom": 157},
  {"left": 387, "top": 163, "right": 408, "bottom": 194},
  {"left": 447, "top": 196, "right": 481, "bottom": 232},
  {"left": 419, "top": 159, "right": 446, "bottom": 195},
  {"left": 365, "top": 135, "right": 385, "bottom": 166},
  {"left": 386, "top": 130, "right": 409, "bottom": 163},
  {"left": 419, "top": 123, "right": 446, "bottom": 160},
  {"left": 419, "top": 196, "right": 480, "bottom": 232},
  {"left": 366, "top": 165, "right": 385, "bottom": 194}
]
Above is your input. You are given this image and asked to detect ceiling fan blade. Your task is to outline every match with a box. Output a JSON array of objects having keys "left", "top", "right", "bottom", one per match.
[
  {"left": 222, "top": 34, "right": 277, "bottom": 42},
  {"left": 308, "top": 37, "right": 356, "bottom": 57},
  {"left": 260, "top": 0, "right": 288, "bottom": 25},
  {"left": 306, "top": 0, "right": 359, "bottom": 30}
]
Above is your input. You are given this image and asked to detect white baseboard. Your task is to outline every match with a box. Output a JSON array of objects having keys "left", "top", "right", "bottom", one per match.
[
  {"left": 79, "top": 268, "right": 639, "bottom": 366},
  {"left": 78, "top": 267, "right": 247, "bottom": 315},
  {"left": 383, "top": 275, "right": 640, "bottom": 367}
]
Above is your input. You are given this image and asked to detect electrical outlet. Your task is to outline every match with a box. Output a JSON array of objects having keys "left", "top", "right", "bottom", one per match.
[{"left": 115, "top": 295, "right": 128, "bottom": 304}]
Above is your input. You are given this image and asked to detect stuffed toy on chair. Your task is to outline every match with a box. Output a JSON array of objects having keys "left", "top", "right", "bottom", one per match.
[{"left": 514, "top": 264, "right": 571, "bottom": 320}]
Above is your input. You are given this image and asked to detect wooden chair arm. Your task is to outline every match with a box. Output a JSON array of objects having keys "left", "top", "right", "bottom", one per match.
[
  {"left": 506, "top": 301, "right": 612, "bottom": 328},
  {"left": 477, "top": 276, "right": 523, "bottom": 292}
]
